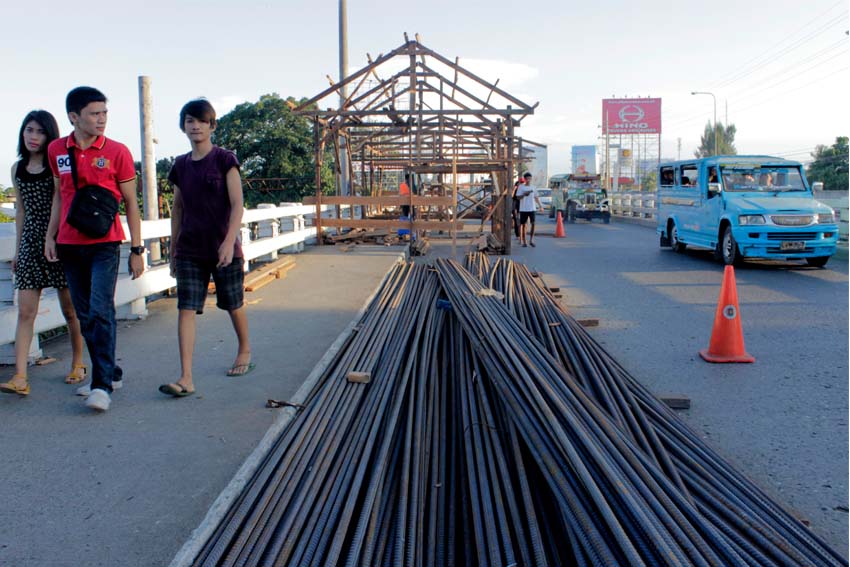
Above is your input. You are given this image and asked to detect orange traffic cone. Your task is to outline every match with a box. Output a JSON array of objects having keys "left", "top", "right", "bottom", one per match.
[
  {"left": 554, "top": 211, "right": 566, "bottom": 238},
  {"left": 699, "top": 266, "right": 755, "bottom": 363}
]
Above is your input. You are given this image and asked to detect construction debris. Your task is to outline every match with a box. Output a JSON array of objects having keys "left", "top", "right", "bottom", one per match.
[
  {"left": 326, "top": 229, "right": 405, "bottom": 247},
  {"left": 468, "top": 232, "right": 504, "bottom": 254},
  {"left": 408, "top": 238, "right": 431, "bottom": 257}
]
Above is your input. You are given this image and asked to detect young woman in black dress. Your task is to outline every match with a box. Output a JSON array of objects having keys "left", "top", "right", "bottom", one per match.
[{"left": 0, "top": 111, "right": 85, "bottom": 396}]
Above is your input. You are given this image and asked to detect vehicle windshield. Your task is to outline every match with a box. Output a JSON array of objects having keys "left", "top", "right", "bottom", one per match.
[
  {"left": 537, "top": 189, "right": 552, "bottom": 197},
  {"left": 719, "top": 165, "right": 806, "bottom": 192}
]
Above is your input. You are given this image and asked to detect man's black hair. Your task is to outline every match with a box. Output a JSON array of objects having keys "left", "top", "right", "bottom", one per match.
[
  {"left": 17, "top": 110, "right": 60, "bottom": 168},
  {"left": 66, "top": 86, "right": 107, "bottom": 116},
  {"left": 523, "top": 172, "right": 533, "bottom": 178},
  {"left": 179, "top": 99, "right": 217, "bottom": 131}
]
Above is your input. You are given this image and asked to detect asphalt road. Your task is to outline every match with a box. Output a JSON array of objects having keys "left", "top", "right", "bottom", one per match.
[{"left": 510, "top": 216, "right": 849, "bottom": 556}]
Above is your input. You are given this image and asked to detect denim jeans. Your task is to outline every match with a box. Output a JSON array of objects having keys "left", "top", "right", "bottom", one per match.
[{"left": 57, "top": 242, "right": 120, "bottom": 394}]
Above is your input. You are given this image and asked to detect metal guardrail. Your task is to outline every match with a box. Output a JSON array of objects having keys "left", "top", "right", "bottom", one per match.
[{"left": 0, "top": 204, "right": 347, "bottom": 360}]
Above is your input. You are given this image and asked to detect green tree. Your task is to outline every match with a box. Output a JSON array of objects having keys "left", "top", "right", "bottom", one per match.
[
  {"left": 806, "top": 136, "right": 848, "bottom": 191},
  {"left": 212, "top": 94, "right": 335, "bottom": 205},
  {"left": 156, "top": 156, "right": 176, "bottom": 180},
  {"left": 641, "top": 170, "right": 657, "bottom": 191},
  {"left": 695, "top": 122, "right": 737, "bottom": 157}
]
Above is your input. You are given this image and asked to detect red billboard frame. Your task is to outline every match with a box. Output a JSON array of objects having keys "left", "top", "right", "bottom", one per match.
[{"left": 602, "top": 98, "right": 662, "bottom": 135}]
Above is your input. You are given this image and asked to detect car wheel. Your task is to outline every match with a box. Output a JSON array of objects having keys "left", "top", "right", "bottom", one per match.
[
  {"left": 567, "top": 204, "right": 576, "bottom": 223},
  {"left": 669, "top": 223, "right": 686, "bottom": 253},
  {"left": 805, "top": 256, "right": 830, "bottom": 268},
  {"left": 721, "top": 226, "right": 741, "bottom": 265}
]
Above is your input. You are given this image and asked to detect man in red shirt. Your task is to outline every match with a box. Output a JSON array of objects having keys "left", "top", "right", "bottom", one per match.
[{"left": 45, "top": 86, "right": 144, "bottom": 412}]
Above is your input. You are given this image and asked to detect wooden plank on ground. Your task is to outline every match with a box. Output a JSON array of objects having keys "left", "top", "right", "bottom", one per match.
[
  {"left": 321, "top": 218, "right": 456, "bottom": 231},
  {"left": 346, "top": 371, "right": 371, "bottom": 384},
  {"left": 658, "top": 395, "right": 691, "bottom": 410},
  {"left": 244, "top": 272, "right": 277, "bottom": 292}
]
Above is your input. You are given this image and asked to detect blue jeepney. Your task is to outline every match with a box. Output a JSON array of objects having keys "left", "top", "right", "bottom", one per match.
[{"left": 656, "top": 156, "right": 838, "bottom": 267}]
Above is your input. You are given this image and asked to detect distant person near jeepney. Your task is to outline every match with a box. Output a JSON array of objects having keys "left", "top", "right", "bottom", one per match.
[
  {"left": 0, "top": 111, "right": 85, "bottom": 397},
  {"left": 400, "top": 173, "right": 412, "bottom": 218},
  {"left": 159, "top": 98, "right": 252, "bottom": 399},
  {"left": 511, "top": 178, "right": 523, "bottom": 239},
  {"left": 517, "top": 172, "right": 541, "bottom": 247}
]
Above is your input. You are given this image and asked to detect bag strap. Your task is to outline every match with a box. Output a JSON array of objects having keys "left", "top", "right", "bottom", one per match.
[{"left": 67, "top": 146, "right": 79, "bottom": 191}]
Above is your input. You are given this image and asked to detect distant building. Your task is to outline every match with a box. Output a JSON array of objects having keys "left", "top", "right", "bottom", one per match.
[{"left": 571, "top": 145, "right": 597, "bottom": 175}]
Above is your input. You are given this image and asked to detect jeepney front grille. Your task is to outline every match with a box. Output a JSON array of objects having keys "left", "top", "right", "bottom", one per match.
[
  {"left": 766, "top": 232, "right": 817, "bottom": 241},
  {"left": 770, "top": 215, "right": 814, "bottom": 226}
]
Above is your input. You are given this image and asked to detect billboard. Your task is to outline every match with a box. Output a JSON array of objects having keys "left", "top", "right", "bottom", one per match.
[
  {"left": 522, "top": 142, "right": 548, "bottom": 185},
  {"left": 602, "top": 98, "right": 662, "bottom": 134},
  {"left": 571, "top": 145, "right": 597, "bottom": 175}
]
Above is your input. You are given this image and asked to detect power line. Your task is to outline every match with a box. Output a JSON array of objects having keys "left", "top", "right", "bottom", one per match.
[
  {"left": 722, "top": 36, "right": 847, "bottom": 100},
  {"left": 664, "top": 49, "right": 846, "bottom": 131},
  {"left": 732, "top": 64, "right": 849, "bottom": 114},
  {"left": 708, "top": 3, "right": 847, "bottom": 89},
  {"left": 725, "top": 48, "right": 848, "bottom": 106}
]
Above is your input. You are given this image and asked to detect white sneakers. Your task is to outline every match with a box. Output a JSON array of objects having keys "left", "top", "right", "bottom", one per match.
[
  {"left": 77, "top": 380, "right": 122, "bottom": 397},
  {"left": 84, "top": 388, "right": 111, "bottom": 412}
]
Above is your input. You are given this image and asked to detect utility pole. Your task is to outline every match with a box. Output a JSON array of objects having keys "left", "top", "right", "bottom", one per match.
[
  {"left": 338, "top": 0, "right": 349, "bottom": 196},
  {"left": 604, "top": 110, "right": 610, "bottom": 190},
  {"left": 138, "top": 76, "right": 160, "bottom": 261}
]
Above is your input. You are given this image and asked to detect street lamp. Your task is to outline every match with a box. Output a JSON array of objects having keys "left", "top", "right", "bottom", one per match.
[{"left": 691, "top": 91, "right": 717, "bottom": 157}]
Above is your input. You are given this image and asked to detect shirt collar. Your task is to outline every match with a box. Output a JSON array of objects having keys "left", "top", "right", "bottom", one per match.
[{"left": 66, "top": 134, "right": 106, "bottom": 150}]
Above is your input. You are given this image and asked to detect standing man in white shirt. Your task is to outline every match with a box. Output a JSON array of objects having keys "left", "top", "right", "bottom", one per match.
[{"left": 517, "top": 171, "right": 541, "bottom": 247}]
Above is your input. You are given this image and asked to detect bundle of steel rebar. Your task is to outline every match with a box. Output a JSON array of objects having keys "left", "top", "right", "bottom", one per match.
[
  {"left": 459, "top": 253, "right": 846, "bottom": 567},
  {"left": 189, "top": 258, "right": 846, "bottom": 567}
]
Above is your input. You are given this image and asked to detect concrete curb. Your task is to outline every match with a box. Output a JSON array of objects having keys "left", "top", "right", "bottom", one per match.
[
  {"left": 168, "top": 252, "right": 406, "bottom": 567},
  {"left": 611, "top": 214, "right": 657, "bottom": 230}
]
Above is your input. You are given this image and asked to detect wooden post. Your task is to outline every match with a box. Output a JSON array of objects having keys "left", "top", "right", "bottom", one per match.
[
  {"left": 505, "top": 114, "right": 515, "bottom": 254},
  {"left": 314, "top": 118, "right": 323, "bottom": 244},
  {"left": 452, "top": 154, "right": 458, "bottom": 258}
]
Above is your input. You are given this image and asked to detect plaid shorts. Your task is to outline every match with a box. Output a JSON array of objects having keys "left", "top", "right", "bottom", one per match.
[{"left": 175, "top": 257, "right": 244, "bottom": 314}]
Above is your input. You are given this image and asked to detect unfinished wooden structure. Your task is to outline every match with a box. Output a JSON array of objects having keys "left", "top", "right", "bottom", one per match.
[{"left": 295, "top": 36, "right": 537, "bottom": 253}]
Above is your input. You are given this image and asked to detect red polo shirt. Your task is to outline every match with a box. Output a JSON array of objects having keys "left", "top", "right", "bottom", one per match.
[{"left": 47, "top": 134, "right": 136, "bottom": 244}]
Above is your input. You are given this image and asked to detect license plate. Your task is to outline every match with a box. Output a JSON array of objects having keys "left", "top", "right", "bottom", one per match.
[{"left": 780, "top": 241, "right": 805, "bottom": 251}]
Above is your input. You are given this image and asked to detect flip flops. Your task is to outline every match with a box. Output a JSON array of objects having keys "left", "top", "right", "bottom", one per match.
[
  {"left": 158, "top": 383, "right": 194, "bottom": 397},
  {"left": 65, "top": 364, "right": 88, "bottom": 385},
  {"left": 0, "top": 376, "right": 30, "bottom": 396},
  {"left": 226, "top": 362, "right": 255, "bottom": 377}
]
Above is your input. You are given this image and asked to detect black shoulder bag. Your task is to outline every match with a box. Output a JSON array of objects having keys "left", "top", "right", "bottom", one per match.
[{"left": 66, "top": 145, "right": 120, "bottom": 238}]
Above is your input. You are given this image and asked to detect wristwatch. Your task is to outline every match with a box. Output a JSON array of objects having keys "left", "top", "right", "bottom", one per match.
[{"left": 130, "top": 246, "right": 146, "bottom": 256}]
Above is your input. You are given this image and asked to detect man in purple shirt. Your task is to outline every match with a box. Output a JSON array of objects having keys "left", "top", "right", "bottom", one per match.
[{"left": 159, "top": 99, "right": 253, "bottom": 398}]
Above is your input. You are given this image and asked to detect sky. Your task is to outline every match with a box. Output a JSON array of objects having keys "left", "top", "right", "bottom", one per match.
[{"left": 2, "top": 0, "right": 847, "bottom": 187}]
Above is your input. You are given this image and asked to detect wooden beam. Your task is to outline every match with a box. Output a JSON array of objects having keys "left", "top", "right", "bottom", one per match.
[
  {"left": 321, "top": 218, "right": 456, "bottom": 231},
  {"left": 304, "top": 195, "right": 453, "bottom": 206}
]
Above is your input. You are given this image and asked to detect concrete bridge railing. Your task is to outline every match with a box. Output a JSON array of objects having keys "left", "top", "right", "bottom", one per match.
[{"left": 0, "top": 203, "right": 346, "bottom": 362}]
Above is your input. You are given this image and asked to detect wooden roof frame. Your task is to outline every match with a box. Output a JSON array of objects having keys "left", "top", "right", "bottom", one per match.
[{"left": 296, "top": 37, "right": 539, "bottom": 253}]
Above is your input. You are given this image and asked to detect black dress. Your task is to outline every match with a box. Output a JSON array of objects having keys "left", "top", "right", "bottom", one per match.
[{"left": 14, "top": 161, "right": 67, "bottom": 290}]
